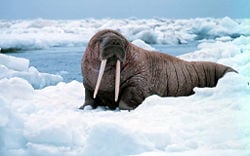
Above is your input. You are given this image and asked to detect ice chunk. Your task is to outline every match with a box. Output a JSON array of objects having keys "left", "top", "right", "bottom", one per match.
[
  {"left": 0, "top": 54, "right": 29, "bottom": 71},
  {"left": 132, "top": 39, "right": 156, "bottom": 51},
  {"left": 0, "top": 54, "right": 62, "bottom": 89}
]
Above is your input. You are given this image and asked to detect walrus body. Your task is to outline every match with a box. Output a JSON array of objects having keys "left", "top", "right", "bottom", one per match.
[{"left": 80, "top": 29, "right": 236, "bottom": 110}]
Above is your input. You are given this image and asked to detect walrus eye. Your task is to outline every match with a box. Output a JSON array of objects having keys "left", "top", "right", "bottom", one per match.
[{"left": 98, "top": 38, "right": 103, "bottom": 43}]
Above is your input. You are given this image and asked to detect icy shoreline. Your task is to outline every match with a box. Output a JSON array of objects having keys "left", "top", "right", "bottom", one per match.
[
  {"left": 0, "top": 17, "right": 249, "bottom": 52},
  {"left": 1, "top": 18, "right": 250, "bottom": 156}
]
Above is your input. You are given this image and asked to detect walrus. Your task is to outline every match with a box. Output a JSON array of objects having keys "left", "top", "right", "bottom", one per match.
[{"left": 80, "top": 29, "right": 237, "bottom": 110}]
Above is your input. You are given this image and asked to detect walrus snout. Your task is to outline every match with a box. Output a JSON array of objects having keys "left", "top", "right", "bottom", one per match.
[{"left": 99, "top": 35, "right": 126, "bottom": 62}]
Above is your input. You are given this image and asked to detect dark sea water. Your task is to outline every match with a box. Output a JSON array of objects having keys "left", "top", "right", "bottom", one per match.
[{"left": 9, "top": 42, "right": 198, "bottom": 82}]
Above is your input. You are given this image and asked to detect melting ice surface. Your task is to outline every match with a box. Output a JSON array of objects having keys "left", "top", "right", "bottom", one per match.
[{"left": 0, "top": 17, "right": 250, "bottom": 156}]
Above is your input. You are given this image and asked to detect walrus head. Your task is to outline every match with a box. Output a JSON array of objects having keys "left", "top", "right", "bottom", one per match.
[{"left": 92, "top": 30, "right": 128, "bottom": 102}]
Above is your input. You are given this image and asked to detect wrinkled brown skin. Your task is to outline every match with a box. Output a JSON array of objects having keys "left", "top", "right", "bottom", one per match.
[{"left": 80, "top": 29, "right": 237, "bottom": 110}]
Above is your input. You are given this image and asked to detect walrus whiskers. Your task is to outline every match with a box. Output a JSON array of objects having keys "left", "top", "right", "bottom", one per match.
[{"left": 93, "top": 59, "right": 107, "bottom": 99}]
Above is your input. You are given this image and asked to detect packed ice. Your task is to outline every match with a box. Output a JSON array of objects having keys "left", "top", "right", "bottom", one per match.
[
  {"left": 0, "top": 17, "right": 250, "bottom": 156},
  {"left": 0, "top": 17, "right": 250, "bottom": 52}
]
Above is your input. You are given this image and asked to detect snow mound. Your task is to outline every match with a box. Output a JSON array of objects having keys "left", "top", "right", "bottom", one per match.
[{"left": 0, "top": 54, "right": 63, "bottom": 89}]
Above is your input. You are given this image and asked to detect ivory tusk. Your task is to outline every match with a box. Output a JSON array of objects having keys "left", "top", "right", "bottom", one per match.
[
  {"left": 115, "top": 60, "right": 120, "bottom": 102},
  {"left": 93, "top": 59, "right": 107, "bottom": 99}
]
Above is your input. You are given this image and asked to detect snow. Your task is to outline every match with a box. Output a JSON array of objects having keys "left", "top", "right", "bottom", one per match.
[
  {"left": 132, "top": 39, "right": 156, "bottom": 51},
  {"left": 0, "top": 17, "right": 250, "bottom": 52},
  {"left": 0, "top": 18, "right": 250, "bottom": 156}
]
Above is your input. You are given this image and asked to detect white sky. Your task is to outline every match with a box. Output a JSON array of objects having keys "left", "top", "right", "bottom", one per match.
[{"left": 0, "top": 0, "right": 249, "bottom": 19}]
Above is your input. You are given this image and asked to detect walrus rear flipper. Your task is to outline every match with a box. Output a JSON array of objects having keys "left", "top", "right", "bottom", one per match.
[
  {"left": 216, "top": 64, "right": 238, "bottom": 79},
  {"left": 191, "top": 62, "right": 237, "bottom": 88},
  {"left": 225, "top": 67, "right": 238, "bottom": 74}
]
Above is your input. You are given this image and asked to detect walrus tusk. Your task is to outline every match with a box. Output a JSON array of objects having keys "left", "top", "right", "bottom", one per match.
[
  {"left": 115, "top": 60, "right": 120, "bottom": 102},
  {"left": 93, "top": 59, "right": 107, "bottom": 99}
]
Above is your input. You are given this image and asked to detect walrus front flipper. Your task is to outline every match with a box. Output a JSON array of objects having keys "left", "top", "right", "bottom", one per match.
[
  {"left": 118, "top": 86, "right": 147, "bottom": 110},
  {"left": 79, "top": 88, "right": 97, "bottom": 110},
  {"left": 119, "top": 100, "right": 134, "bottom": 110}
]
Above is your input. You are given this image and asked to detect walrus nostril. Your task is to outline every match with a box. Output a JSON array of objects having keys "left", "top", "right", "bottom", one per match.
[{"left": 111, "top": 40, "right": 121, "bottom": 46}]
